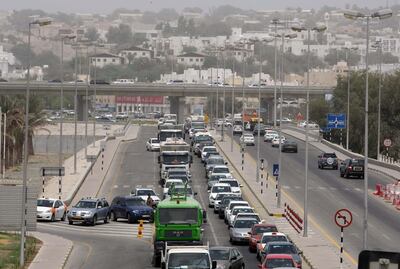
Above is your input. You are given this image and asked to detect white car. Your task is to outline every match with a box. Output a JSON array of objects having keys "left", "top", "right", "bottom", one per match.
[
  {"left": 228, "top": 206, "right": 255, "bottom": 226},
  {"left": 248, "top": 82, "right": 267, "bottom": 87},
  {"left": 146, "top": 138, "right": 160, "bottom": 151},
  {"left": 271, "top": 136, "right": 286, "bottom": 147},
  {"left": 207, "top": 165, "right": 230, "bottom": 179},
  {"left": 240, "top": 133, "right": 255, "bottom": 146},
  {"left": 233, "top": 125, "right": 243, "bottom": 135},
  {"left": 215, "top": 119, "right": 224, "bottom": 126},
  {"left": 233, "top": 212, "right": 261, "bottom": 224},
  {"left": 307, "top": 122, "right": 319, "bottom": 129},
  {"left": 208, "top": 183, "right": 232, "bottom": 208},
  {"left": 112, "top": 79, "right": 135, "bottom": 84},
  {"left": 116, "top": 112, "right": 129, "bottom": 120},
  {"left": 163, "top": 179, "right": 184, "bottom": 199},
  {"left": 218, "top": 179, "right": 242, "bottom": 194},
  {"left": 201, "top": 146, "right": 218, "bottom": 162},
  {"left": 37, "top": 198, "right": 67, "bottom": 221},
  {"left": 131, "top": 187, "right": 160, "bottom": 204},
  {"left": 224, "top": 201, "right": 250, "bottom": 223},
  {"left": 298, "top": 121, "right": 307, "bottom": 128},
  {"left": 213, "top": 192, "right": 237, "bottom": 213},
  {"left": 264, "top": 131, "right": 278, "bottom": 142}
]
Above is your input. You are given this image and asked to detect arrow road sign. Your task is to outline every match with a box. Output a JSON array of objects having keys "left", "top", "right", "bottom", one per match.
[
  {"left": 273, "top": 164, "right": 279, "bottom": 176},
  {"left": 327, "top": 113, "right": 346, "bottom": 129},
  {"left": 334, "top": 209, "right": 353, "bottom": 228}
]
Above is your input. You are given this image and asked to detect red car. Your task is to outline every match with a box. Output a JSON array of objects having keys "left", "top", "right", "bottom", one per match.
[
  {"left": 248, "top": 223, "right": 278, "bottom": 252},
  {"left": 258, "top": 254, "right": 296, "bottom": 269}
]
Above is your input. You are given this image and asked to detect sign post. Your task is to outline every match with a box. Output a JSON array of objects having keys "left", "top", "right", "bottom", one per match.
[
  {"left": 384, "top": 139, "right": 392, "bottom": 160},
  {"left": 334, "top": 209, "right": 353, "bottom": 269},
  {"left": 273, "top": 164, "right": 280, "bottom": 207}
]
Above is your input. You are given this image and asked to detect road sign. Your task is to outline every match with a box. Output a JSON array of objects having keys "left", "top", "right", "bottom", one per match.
[
  {"left": 86, "top": 155, "right": 97, "bottom": 162},
  {"left": 327, "top": 113, "right": 346, "bottom": 129},
  {"left": 334, "top": 209, "right": 353, "bottom": 228},
  {"left": 384, "top": 138, "right": 392, "bottom": 147},
  {"left": 40, "top": 167, "right": 65, "bottom": 177},
  {"left": 273, "top": 164, "right": 279, "bottom": 176}
]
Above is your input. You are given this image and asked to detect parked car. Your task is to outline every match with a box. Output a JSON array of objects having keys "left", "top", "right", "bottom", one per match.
[
  {"left": 258, "top": 254, "right": 296, "bottom": 269},
  {"left": 210, "top": 246, "right": 245, "bottom": 269},
  {"left": 339, "top": 158, "right": 364, "bottom": 179},
  {"left": 229, "top": 218, "right": 259, "bottom": 244},
  {"left": 146, "top": 138, "right": 160, "bottom": 151},
  {"left": 67, "top": 198, "right": 110, "bottom": 225},
  {"left": 36, "top": 198, "right": 67, "bottom": 221},
  {"left": 281, "top": 141, "right": 298, "bottom": 153},
  {"left": 116, "top": 112, "right": 129, "bottom": 120},
  {"left": 248, "top": 223, "right": 278, "bottom": 253},
  {"left": 240, "top": 133, "right": 255, "bottom": 146},
  {"left": 317, "top": 152, "right": 338, "bottom": 169},
  {"left": 110, "top": 196, "right": 154, "bottom": 223}
]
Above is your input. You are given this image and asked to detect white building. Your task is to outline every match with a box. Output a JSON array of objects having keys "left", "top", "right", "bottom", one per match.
[
  {"left": 159, "top": 68, "right": 234, "bottom": 84},
  {"left": 176, "top": 52, "right": 205, "bottom": 67},
  {"left": 90, "top": 53, "right": 123, "bottom": 68},
  {"left": 118, "top": 46, "right": 153, "bottom": 63},
  {"left": 375, "top": 36, "right": 400, "bottom": 56}
]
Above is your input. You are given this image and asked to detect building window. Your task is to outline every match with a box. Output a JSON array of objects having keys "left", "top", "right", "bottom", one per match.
[
  {"left": 112, "top": 59, "right": 116, "bottom": 62},
  {"left": 97, "top": 58, "right": 101, "bottom": 62},
  {"left": 196, "top": 58, "right": 199, "bottom": 62},
  {"left": 200, "top": 58, "right": 204, "bottom": 62},
  {"left": 190, "top": 58, "right": 193, "bottom": 62},
  {"left": 103, "top": 59, "right": 107, "bottom": 62},
  {"left": 142, "top": 52, "right": 146, "bottom": 56},
  {"left": 181, "top": 58, "right": 184, "bottom": 62}
]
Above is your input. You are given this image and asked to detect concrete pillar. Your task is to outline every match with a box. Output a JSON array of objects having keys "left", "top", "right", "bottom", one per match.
[
  {"left": 77, "top": 94, "right": 88, "bottom": 121},
  {"left": 169, "top": 96, "right": 185, "bottom": 123},
  {"left": 260, "top": 97, "right": 274, "bottom": 125}
]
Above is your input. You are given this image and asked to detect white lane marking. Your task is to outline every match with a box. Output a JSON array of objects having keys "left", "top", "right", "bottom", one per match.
[
  {"left": 354, "top": 188, "right": 362, "bottom": 192},
  {"left": 382, "top": 233, "right": 391, "bottom": 241},
  {"left": 318, "top": 186, "right": 327, "bottom": 190},
  {"left": 123, "top": 185, "right": 130, "bottom": 188},
  {"left": 294, "top": 186, "right": 301, "bottom": 189},
  {"left": 113, "top": 185, "right": 118, "bottom": 188},
  {"left": 282, "top": 185, "right": 291, "bottom": 189}
]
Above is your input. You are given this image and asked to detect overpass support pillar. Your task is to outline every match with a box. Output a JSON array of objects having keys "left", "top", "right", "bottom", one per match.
[
  {"left": 77, "top": 94, "right": 88, "bottom": 121},
  {"left": 169, "top": 96, "right": 185, "bottom": 123},
  {"left": 260, "top": 97, "right": 274, "bottom": 124}
]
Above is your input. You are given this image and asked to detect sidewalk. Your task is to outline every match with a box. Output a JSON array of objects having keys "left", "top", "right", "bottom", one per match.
[
  {"left": 211, "top": 130, "right": 355, "bottom": 269},
  {"left": 282, "top": 128, "right": 400, "bottom": 180},
  {"left": 29, "top": 124, "right": 139, "bottom": 269}
]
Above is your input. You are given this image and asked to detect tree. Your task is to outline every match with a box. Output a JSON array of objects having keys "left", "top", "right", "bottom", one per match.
[
  {"left": 106, "top": 24, "right": 133, "bottom": 45},
  {"left": 84, "top": 27, "right": 100, "bottom": 42},
  {"left": 182, "top": 46, "right": 197, "bottom": 54},
  {"left": 11, "top": 43, "right": 35, "bottom": 67},
  {"left": 7, "top": 9, "right": 47, "bottom": 32},
  {"left": 132, "top": 33, "right": 148, "bottom": 46},
  {"left": 324, "top": 49, "right": 360, "bottom": 66},
  {"left": 182, "top": 7, "right": 203, "bottom": 13},
  {"left": 177, "top": 16, "right": 187, "bottom": 35},
  {"left": 33, "top": 50, "right": 61, "bottom": 80},
  {"left": 157, "top": 8, "right": 179, "bottom": 21}
]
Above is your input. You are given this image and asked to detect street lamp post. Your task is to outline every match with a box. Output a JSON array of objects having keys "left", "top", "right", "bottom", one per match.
[
  {"left": 344, "top": 8, "right": 392, "bottom": 249},
  {"left": 292, "top": 24, "right": 327, "bottom": 237},
  {"left": 372, "top": 41, "right": 383, "bottom": 160},
  {"left": 271, "top": 19, "right": 281, "bottom": 128},
  {"left": 91, "top": 43, "right": 104, "bottom": 147},
  {"left": 20, "top": 18, "right": 51, "bottom": 267},
  {"left": 231, "top": 48, "right": 235, "bottom": 152},
  {"left": 72, "top": 43, "right": 80, "bottom": 174}
]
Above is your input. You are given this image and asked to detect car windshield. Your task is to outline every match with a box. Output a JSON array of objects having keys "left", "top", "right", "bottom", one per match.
[
  {"left": 213, "top": 167, "right": 229, "bottom": 173},
  {"left": 159, "top": 208, "right": 198, "bottom": 224},
  {"left": 159, "top": 131, "right": 183, "bottom": 142},
  {"left": 212, "top": 185, "right": 231, "bottom": 193},
  {"left": 221, "top": 180, "right": 239, "bottom": 187},
  {"left": 75, "top": 201, "right": 96, "bottom": 208},
  {"left": 207, "top": 158, "right": 224, "bottom": 165},
  {"left": 210, "top": 175, "right": 227, "bottom": 181},
  {"left": 196, "top": 136, "right": 212, "bottom": 142},
  {"left": 215, "top": 193, "right": 229, "bottom": 200},
  {"left": 162, "top": 155, "right": 189, "bottom": 164},
  {"left": 351, "top": 159, "right": 364, "bottom": 165},
  {"left": 210, "top": 249, "right": 230, "bottom": 260},
  {"left": 168, "top": 171, "right": 187, "bottom": 176},
  {"left": 229, "top": 203, "right": 248, "bottom": 210},
  {"left": 234, "top": 219, "right": 258, "bottom": 228},
  {"left": 222, "top": 197, "right": 242, "bottom": 205},
  {"left": 136, "top": 189, "right": 156, "bottom": 196},
  {"left": 237, "top": 214, "right": 259, "bottom": 220},
  {"left": 126, "top": 199, "right": 146, "bottom": 206},
  {"left": 323, "top": 153, "right": 337, "bottom": 158},
  {"left": 262, "top": 235, "right": 288, "bottom": 244},
  {"left": 244, "top": 134, "right": 253, "bottom": 138},
  {"left": 151, "top": 139, "right": 160, "bottom": 143},
  {"left": 254, "top": 226, "right": 278, "bottom": 234},
  {"left": 268, "top": 244, "right": 297, "bottom": 254},
  {"left": 203, "top": 148, "right": 217, "bottom": 153},
  {"left": 166, "top": 181, "right": 183, "bottom": 188},
  {"left": 266, "top": 258, "right": 294, "bottom": 268},
  {"left": 168, "top": 253, "right": 210, "bottom": 269},
  {"left": 233, "top": 208, "right": 253, "bottom": 215},
  {"left": 37, "top": 200, "right": 53, "bottom": 207}
]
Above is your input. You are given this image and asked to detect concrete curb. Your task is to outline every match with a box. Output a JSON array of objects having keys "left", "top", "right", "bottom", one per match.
[{"left": 62, "top": 244, "right": 73, "bottom": 269}]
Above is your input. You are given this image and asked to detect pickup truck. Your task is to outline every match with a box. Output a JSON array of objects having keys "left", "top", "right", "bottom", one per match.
[{"left": 161, "top": 243, "right": 217, "bottom": 269}]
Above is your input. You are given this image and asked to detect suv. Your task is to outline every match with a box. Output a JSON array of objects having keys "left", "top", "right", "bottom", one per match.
[
  {"left": 67, "top": 197, "right": 110, "bottom": 225},
  {"left": 110, "top": 196, "right": 154, "bottom": 223},
  {"left": 339, "top": 158, "right": 364, "bottom": 179},
  {"left": 317, "top": 152, "right": 338, "bottom": 169}
]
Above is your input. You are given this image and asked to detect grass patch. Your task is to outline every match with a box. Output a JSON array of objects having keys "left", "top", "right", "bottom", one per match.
[{"left": 0, "top": 233, "right": 41, "bottom": 269}]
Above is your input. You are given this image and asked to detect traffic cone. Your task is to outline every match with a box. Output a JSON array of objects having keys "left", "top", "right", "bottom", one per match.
[{"left": 373, "top": 184, "right": 383, "bottom": 196}]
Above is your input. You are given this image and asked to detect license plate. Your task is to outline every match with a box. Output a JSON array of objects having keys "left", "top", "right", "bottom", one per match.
[
  {"left": 354, "top": 167, "right": 362, "bottom": 171},
  {"left": 72, "top": 217, "right": 82, "bottom": 220},
  {"left": 142, "top": 215, "right": 150, "bottom": 218}
]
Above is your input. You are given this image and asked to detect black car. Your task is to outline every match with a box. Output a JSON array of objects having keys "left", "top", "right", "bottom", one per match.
[
  {"left": 340, "top": 158, "right": 364, "bottom": 179},
  {"left": 90, "top": 79, "right": 110, "bottom": 85},
  {"left": 318, "top": 152, "right": 338, "bottom": 169},
  {"left": 109, "top": 196, "right": 154, "bottom": 223},
  {"left": 218, "top": 195, "right": 243, "bottom": 219},
  {"left": 0, "top": 78, "right": 8, "bottom": 82},
  {"left": 48, "top": 79, "right": 62, "bottom": 83},
  {"left": 281, "top": 141, "right": 298, "bottom": 153},
  {"left": 253, "top": 124, "right": 266, "bottom": 136}
]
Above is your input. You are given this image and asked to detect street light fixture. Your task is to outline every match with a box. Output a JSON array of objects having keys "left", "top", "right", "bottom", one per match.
[
  {"left": 291, "top": 23, "right": 326, "bottom": 237},
  {"left": 271, "top": 18, "right": 283, "bottom": 128},
  {"left": 20, "top": 18, "right": 51, "bottom": 267},
  {"left": 344, "top": 8, "right": 392, "bottom": 250}
]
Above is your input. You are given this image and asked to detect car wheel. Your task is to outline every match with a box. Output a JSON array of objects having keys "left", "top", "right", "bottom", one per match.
[
  {"left": 104, "top": 214, "right": 109, "bottom": 224},
  {"left": 91, "top": 215, "right": 97, "bottom": 226},
  {"left": 340, "top": 171, "right": 344, "bottom": 177},
  {"left": 61, "top": 212, "right": 66, "bottom": 221},
  {"left": 153, "top": 254, "right": 161, "bottom": 267},
  {"left": 345, "top": 171, "right": 349, "bottom": 179},
  {"left": 127, "top": 213, "right": 134, "bottom": 223},
  {"left": 241, "top": 264, "right": 245, "bottom": 269},
  {"left": 68, "top": 220, "right": 73, "bottom": 225},
  {"left": 110, "top": 211, "right": 117, "bottom": 221},
  {"left": 50, "top": 214, "right": 55, "bottom": 222}
]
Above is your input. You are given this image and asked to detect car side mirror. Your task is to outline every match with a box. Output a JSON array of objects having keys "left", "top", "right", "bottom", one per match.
[
  {"left": 225, "top": 162, "right": 228, "bottom": 165},
  {"left": 194, "top": 192, "right": 198, "bottom": 196},
  {"left": 240, "top": 184, "right": 243, "bottom": 188},
  {"left": 212, "top": 261, "right": 217, "bottom": 269},
  {"left": 161, "top": 262, "right": 166, "bottom": 269}
]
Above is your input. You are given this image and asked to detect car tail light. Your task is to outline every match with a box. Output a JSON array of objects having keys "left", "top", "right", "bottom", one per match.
[{"left": 348, "top": 166, "right": 352, "bottom": 171}]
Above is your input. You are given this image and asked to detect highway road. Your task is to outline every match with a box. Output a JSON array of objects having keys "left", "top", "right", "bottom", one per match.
[
  {"left": 37, "top": 126, "right": 270, "bottom": 269},
  {"left": 227, "top": 129, "right": 400, "bottom": 261}
]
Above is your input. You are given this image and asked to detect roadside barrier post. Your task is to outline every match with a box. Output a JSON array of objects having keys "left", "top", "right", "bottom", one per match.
[{"left": 138, "top": 219, "right": 144, "bottom": 238}]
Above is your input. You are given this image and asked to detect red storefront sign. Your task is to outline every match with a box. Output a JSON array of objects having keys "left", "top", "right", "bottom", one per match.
[{"left": 115, "top": 96, "right": 164, "bottom": 104}]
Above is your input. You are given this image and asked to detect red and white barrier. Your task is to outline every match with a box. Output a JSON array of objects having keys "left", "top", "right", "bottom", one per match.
[
  {"left": 284, "top": 203, "right": 303, "bottom": 234},
  {"left": 379, "top": 180, "right": 400, "bottom": 210}
]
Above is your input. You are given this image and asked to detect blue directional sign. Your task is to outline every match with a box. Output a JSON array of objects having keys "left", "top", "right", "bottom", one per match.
[
  {"left": 327, "top": 113, "right": 346, "bottom": 129},
  {"left": 273, "top": 164, "right": 280, "bottom": 176}
]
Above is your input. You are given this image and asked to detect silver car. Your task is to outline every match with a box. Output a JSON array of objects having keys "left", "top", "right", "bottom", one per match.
[
  {"left": 229, "top": 218, "right": 259, "bottom": 244},
  {"left": 67, "top": 198, "right": 110, "bottom": 226}
]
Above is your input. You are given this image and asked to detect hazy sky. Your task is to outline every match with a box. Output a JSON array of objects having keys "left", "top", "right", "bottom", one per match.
[{"left": 0, "top": 0, "right": 392, "bottom": 14}]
